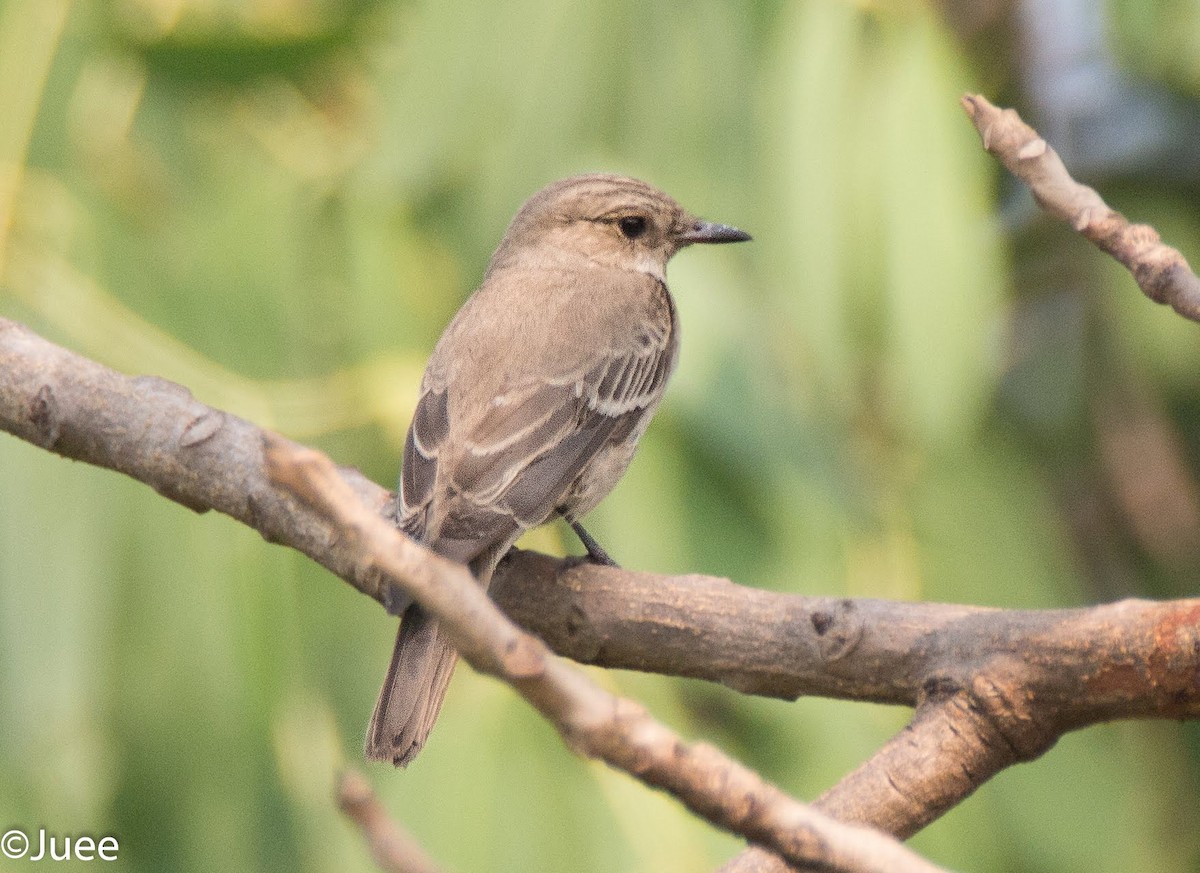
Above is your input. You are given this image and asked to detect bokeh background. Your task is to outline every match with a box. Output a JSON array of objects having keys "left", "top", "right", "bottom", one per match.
[{"left": 3, "top": 1, "right": 1200, "bottom": 871}]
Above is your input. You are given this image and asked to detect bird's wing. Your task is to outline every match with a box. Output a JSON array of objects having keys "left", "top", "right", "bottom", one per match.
[
  {"left": 398, "top": 305, "right": 675, "bottom": 549},
  {"left": 397, "top": 384, "right": 447, "bottom": 529}
]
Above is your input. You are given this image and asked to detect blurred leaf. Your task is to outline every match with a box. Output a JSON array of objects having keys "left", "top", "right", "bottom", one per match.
[{"left": 1109, "top": 0, "right": 1200, "bottom": 94}]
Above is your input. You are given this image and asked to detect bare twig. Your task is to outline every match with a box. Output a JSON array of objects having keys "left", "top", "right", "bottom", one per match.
[
  {"left": 961, "top": 93, "right": 1200, "bottom": 322},
  {"left": 266, "top": 435, "right": 952, "bottom": 873},
  {"left": 338, "top": 771, "right": 447, "bottom": 873}
]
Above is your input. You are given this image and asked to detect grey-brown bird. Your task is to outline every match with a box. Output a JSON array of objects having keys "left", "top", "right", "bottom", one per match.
[{"left": 365, "top": 174, "right": 750, "bottom": 766}]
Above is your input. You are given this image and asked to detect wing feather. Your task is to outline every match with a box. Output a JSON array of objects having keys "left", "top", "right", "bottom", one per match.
[
  {"left": 469, "top": 333, "right": 673, "bottom": 526},
  {"left": 398, "top": 387, "right": 448, "bottom": 535}
]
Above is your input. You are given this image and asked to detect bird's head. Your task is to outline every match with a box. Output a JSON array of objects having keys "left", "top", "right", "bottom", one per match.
[{"left": 491, "top": 174, "right": 750, "bottom": 280}]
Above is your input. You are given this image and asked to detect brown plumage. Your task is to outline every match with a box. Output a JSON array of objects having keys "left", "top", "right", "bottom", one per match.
[{"left": 365, "top": 174, "right": 750, "bottom": 766}]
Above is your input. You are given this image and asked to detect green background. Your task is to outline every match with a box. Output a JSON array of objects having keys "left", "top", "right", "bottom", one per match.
[{"left": 2, "top": 1, "right": 1200, "bottom": 871}]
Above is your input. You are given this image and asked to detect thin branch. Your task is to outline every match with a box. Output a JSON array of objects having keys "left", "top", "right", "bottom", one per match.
[
  {"left": 338, "top": 770, "right": 447, "bottom": 873},
  {"left": 266, "top": 435, "right": 952, "bottom": 873},
  {"left": 961, "top": 93, "right": 1200, "bottom": 322}
]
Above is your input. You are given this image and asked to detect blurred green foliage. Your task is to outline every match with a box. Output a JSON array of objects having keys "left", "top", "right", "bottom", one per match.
[{"left": 2, "top": 1, "right": 1200, "bottom": 871}]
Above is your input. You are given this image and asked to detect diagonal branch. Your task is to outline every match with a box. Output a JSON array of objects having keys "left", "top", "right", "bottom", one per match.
[
  {"left": 266, "top": 434, "right": 951, "bottom": 873},
  {"left": 0, "top": 315, "right": 949, "bottom": 873},
  {"left": 961, "top": 93, "right": 1200, "bottom": 322},
  {"left": 716, "top": 688, "right": 1060, "bottom": 873},
  {"left": 499, "top": 550, "right": 1200, "bottom": 872},
  {"left": 338, "top": 771, "right": 448, "bottom": 873}
]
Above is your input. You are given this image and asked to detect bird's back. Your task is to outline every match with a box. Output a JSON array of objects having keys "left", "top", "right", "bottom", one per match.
[{"left": 397, "top": 261, "right": 678, "bottom": 564}]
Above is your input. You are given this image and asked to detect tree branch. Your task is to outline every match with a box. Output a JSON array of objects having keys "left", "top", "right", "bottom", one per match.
[
  {"left": 499, "top": 551, "right": 1200, "bottom": 872},
  {"left": 718, "top": 700, "right": 1018, "bottom": 872},
  {"left": 4, "top": 314, "right": 1200, "bottom": 867},
  {"left": 338, "top": 771, "right": 448, "bottom": 873},
  {"left": 706, "top": 94, "right": 1200, "bottom": 873},
  {"left": 0, "top": 316, "right": 395, "bottom": 602},
  {"left": 266, "top": 434, "right": 950, "bottom": 873},
  {"left": 491, "top": 550, "right": 1200, "bottom": 726},
  {"left": 961, "top": 93, "right": 1200, "bottom": 322},
  {"left": 0, "top": 315, "right": 949, "bottom": 873}
]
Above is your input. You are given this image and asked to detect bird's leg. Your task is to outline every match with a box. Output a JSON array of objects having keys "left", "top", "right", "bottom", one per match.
[
  {"left": 571, "top": 521, "right": 618, "bottom": 567},
  {"left": 563, "top": 515, "right": 619, "bottom": 567},
  {"left": 381, "top": 583, "right": 412, "bottom": 617}
]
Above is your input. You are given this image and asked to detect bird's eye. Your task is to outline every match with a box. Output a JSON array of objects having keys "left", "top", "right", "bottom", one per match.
[{"left": 617, "top": 215, "right": 647, "bottom": 240}]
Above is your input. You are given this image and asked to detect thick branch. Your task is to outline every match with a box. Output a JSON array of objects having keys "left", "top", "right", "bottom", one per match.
[
  {"left": 492, "top": 551, "right": 1200, "bottom": 725},
  {"left": 0, "top": 317, "right": 393, "bottom": 604},
  {"left": 4, "top": 314, "right": 1199, "bottom": 721},
  {"left": 961, "top": 93, "right": 1200, "bottom": 322}
]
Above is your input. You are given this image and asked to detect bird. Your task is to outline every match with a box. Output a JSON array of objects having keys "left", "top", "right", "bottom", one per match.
[{"left": 365, "top": 173, "right": 750, "bottom": 766}]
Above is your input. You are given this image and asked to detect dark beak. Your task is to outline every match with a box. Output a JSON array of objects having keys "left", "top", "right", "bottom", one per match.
[{"left": 678, "top": 219, "right": 752, "bottom": 245}]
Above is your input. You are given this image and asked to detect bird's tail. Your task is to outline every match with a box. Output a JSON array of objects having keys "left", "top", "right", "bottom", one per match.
[
  {"left": 364, "top": 602, "right": 459, "bottom": 766},
  {"left": 364, "top": 538, "right": 510, "bottom": 767}
]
